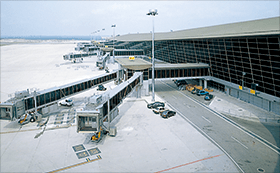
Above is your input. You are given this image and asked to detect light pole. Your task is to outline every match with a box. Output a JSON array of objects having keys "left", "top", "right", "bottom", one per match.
[
  {"left": 147, "top": 9, "right": 158, "bottom": 102},
  {"left": 111, "top": 24, "right": 116, "bottom": 62}
]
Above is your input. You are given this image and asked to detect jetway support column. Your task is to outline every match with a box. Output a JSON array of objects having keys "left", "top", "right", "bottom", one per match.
[
  {"left": 204, "top": 79, "right": 208, "bottom": 89},
  {"left": 34, "top": 91, "right": 37, "bottom": 113},
  {"left": 199, "top": 79, "right": 202, "bottom": 87}
]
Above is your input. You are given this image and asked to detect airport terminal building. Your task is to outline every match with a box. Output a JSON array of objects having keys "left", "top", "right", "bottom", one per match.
[{"left": 114, "top": 17, "right": 280, "bottom": 115}]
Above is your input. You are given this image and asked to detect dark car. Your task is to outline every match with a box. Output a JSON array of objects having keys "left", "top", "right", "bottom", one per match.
[
  {"left": 97, "top": 84, "right": 106, "bottom": 91},
  {"left": 147, "top": 102, "right": 165, "bottom": 109},
  {"left": 204, "top": 94, "right": 214, "bottom": 101},
  {"left": 175, "top": 80, "right": 188, "bottom": 87},
  {"left": 160, "top": 110, "right": 176, "bottom": 119},
  {"left": 197, "top": 90, "right": 209, "bottom": 96}
]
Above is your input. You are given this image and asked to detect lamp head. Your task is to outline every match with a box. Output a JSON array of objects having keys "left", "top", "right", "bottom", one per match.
[{"left": 147, "top": 9, "right": 158, "bottom": 16}]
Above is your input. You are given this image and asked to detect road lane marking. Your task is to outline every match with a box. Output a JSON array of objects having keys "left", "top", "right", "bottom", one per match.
[
  {"left": 231, "top": 136, "right": 248, "bottom": 149},
  {"left": 155, "top": 154, "right": 222, "bottom": 173},
  {"left": 172, "top": 95, "right": 177, "bottom": 99},
  {"left": 202, "top": 116, "right": 211, "bottom": 123}
]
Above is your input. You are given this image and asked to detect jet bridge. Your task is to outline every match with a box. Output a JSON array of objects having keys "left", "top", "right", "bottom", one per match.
[
  {"left": 0, "top": 70, "right": 122, "bottom": 120},
  {"left": 76, "top": 72, "right": 143, "bottom": 138},
  {"left": 63, "top": 52, "right": 97, "bottom": 63},
  {"left": 96, "top": 52, "right": 110, "bottom": 69}
]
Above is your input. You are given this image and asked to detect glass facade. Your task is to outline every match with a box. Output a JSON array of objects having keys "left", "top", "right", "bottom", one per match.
[{"left": 121, "top": 35, "right": 280, "bottom": 98}]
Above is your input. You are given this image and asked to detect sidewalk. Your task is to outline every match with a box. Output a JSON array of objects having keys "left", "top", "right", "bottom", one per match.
[{"left": 209, "top": 90, "right": 280, "bottom": 124}]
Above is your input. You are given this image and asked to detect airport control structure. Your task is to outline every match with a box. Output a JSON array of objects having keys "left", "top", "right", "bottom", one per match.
[{"left": 1, "top": 17, "right": 280, "bottom": 136}]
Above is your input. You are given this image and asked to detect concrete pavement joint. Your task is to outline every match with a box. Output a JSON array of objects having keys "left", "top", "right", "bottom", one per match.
[{"left": 160, "top": 80, "right": 280, "bottom": 155}]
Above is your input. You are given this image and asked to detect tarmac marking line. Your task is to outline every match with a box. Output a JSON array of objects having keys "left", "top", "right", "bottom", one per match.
[
  {"left": 202, "top": 116, "right": 211, "bottom": 123},
  {"left": 48, "top": 155, "right": 102, "bottom": 173},
  {"left": 0, "top": 128, "right": 42, "bottom": 134},
  {"left": 231, "top": 136, "right": 248, "bottom": 149},
  {"left": 155, "top": 154, "right": 222, "bottom": 173}
]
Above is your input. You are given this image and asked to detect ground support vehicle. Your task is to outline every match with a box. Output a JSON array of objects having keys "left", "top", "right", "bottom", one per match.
[
  {"left": 205, "top": 88, "right": 214, "bottom": 92},
  {"left": 71, "top": 58, "right": 83, "bottom": 63},
  {"left": 97, "top": 84, "right": 107, "bottom": 91},
  {"left": 18, "top": 112, "right": 40, "bottom": 125},
  {"left": 147, "top": 102, "right": 165, "bottom": 109},
  {"left": 160, "top": 110, "right": 176, "bottom": 119},
  {"left": 186, "top": 84, "right": 197, "bottom": 92}
]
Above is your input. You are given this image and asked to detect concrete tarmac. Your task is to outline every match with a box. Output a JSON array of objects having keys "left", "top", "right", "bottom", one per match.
[{"left": 0, "top": 95, "right": 239, "bottom": 172}]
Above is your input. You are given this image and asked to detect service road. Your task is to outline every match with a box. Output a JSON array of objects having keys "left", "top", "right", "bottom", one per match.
[{"left": 155, "top": 80, "right": 279, "bottom": 173}]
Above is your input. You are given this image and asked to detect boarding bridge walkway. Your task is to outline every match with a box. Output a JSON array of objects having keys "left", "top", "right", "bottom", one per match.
[
  {"left": 77, "top": 72, "right": 142, "bottom": 134},
  {"left": 115, "top": 57, "right": 210, "bottom": 81},
  {"left": 0, "top": 70, "right": 122, "bottom": 120}
]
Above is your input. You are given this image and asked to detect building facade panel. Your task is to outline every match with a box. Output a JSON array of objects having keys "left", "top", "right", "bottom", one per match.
[{"left": 130, "top": 35, "right": 279, "bottom": 99}]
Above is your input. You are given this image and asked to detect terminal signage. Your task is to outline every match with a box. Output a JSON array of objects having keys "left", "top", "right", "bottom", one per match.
[{"left": 250, "top": 89, "right": 256, "bottom": 95}]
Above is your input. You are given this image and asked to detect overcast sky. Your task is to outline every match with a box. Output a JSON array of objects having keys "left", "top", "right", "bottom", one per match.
[{"left": 1, "top": 1, "right": 279, "bottom": 37}]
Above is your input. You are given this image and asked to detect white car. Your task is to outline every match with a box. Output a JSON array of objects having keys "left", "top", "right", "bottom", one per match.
[
  {"left": 59, "top": 99, "right": 73, "bottom": 107},
  {"left": 152, "top": 107, "right": 165, "bottom": 114}
]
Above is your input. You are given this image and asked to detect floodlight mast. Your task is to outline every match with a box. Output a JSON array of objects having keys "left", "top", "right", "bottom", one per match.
[
  {"left": 147, "top": 9, "right": 158, "bottom": 102},
  {"left": 111, "top": 24, "right": 116, "bottom": 61}
]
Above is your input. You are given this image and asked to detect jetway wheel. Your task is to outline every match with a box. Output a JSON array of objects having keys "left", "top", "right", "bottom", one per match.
[{"left": 30, "top": 117, "right": 36, "bottom": 122}]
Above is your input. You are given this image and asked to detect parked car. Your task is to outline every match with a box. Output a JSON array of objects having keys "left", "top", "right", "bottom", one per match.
[
  {"left": 178, "top": 85, "right": 186, "bottom": 90},
  {"left": 191, "top": 88, "right": 200, "bottom": 94},
  {"left": 97, "top": 84, "right": 107, "bottom": 91},
  {"left": 59, "top": 99, "right": 73, "bottom": 107},
  {"left": 153, "top": 107, "right": 166, "bottom": 114},
  {"left": 204, "top": 94, "right": 214, "bottom": 101},
  {"left": 197, "top": 90, "right": 209, "bottom": 96},
  {"left": 175, "top": 80, "right": 188, "bottom": 87},
  {"left": 160, "top": 110, "right": 176, "bottom": 119},
  {"left": 147, "top": 101, "right": 165, "bottom": 109}
]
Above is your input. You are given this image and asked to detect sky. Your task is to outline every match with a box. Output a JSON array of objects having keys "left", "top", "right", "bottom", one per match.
[{"left": 1, "top": 0, "right": 279, "bottom": 37}]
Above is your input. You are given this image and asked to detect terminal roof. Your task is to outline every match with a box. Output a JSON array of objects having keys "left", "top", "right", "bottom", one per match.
[
  {"left": 115, "top": 57, "right": 152, "bottom": 70},
  {"left": 116, "top": 17, "right": 280, "bottom": 41},
  {"left": 115, "top": 57, "right": 209, "bottom": 70}
]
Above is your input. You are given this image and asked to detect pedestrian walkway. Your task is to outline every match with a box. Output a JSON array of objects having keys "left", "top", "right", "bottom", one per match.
[{"left": 210, "top": 90, "right": 280, "bottom": 124}]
